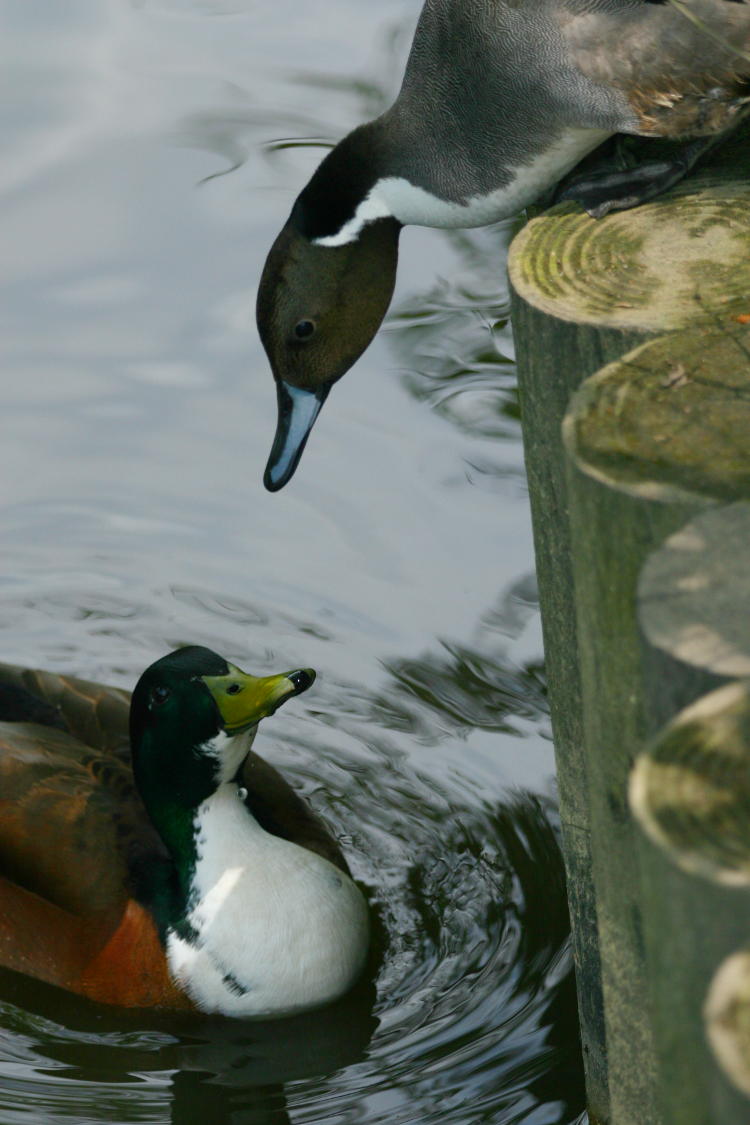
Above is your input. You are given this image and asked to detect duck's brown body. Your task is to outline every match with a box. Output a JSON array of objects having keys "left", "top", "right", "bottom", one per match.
[{"left": 0, "top": 662, "right": 347, "bottom": 1009}]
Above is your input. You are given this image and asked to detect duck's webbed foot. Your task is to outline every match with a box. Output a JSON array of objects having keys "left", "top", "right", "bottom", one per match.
[{"left": 554, "top": 135, "right": 722, "bottom": 219}]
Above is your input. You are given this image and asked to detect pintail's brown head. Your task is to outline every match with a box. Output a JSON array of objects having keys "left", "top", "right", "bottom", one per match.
[{"left": 257, "top": 213, "right": 400, "bottom": 491}]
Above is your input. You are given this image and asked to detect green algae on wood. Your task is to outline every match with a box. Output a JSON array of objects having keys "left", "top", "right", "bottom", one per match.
[
  {"left": 509, "top": 117, "right": 750, "bottom": 1125},
  {"left": 563, "top": 319, "right": 750, "bottom": 503},
  {"left": 560, "top": 321, "right": 750, "bottom": 1125},
  {"left": 508, "top": 179, "right": 750, "bottom": 332}
]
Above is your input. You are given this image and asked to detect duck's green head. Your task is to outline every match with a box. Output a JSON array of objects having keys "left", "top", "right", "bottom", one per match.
[
  {"left": 130, "top": 646, "right": 315, "bottom": 841},
  {"left": 257, "top": 214, "right": 400, "bottom": 492}
]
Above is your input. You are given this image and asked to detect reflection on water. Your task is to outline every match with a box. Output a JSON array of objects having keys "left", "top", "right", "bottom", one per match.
[
  {"left": 373, "top": 575, "right": 546, "bottom": 745},
  {"left": 0, "top": 1, "right": 584, "bottom": 1122},
  {"left": 389, "top": 225, "right": 521, "bottom": 444}
]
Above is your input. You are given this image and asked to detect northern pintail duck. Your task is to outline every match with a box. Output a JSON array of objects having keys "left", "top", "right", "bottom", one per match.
[
  {"left": 0, "top": 647, "right": 369, "bottom": 1015},
  {"left": 257, "top": 0, "right": 750, "bottom": 490}
]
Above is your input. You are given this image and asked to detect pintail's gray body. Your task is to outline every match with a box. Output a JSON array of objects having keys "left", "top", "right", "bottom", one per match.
[
  {"left": 365, "top": 4, "right": 623, "bottom": 205},
  {"left": 259, "top": 0, "right": 750, "bottom": 489},
  {"left": 294, "top": 0, "right": 748, "bottom": 241}
]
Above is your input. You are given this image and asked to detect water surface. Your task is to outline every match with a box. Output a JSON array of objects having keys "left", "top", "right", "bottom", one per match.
[{"left": 0, "top": 2, "right": 585, "bottom": 1122}]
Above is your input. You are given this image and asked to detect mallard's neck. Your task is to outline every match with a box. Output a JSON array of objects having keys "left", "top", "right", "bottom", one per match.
[{"left": 135, "top": 730, "right": 253, "bottom": 920}]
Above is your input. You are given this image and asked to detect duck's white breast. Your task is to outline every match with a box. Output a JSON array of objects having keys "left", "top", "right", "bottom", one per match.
[{"left": 167, "top": 785, "right": 369, "bottom": 1017}]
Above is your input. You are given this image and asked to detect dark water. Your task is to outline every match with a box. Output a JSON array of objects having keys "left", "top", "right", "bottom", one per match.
[{"left": 0, "top": 1, "right": 585, "bottom": 1122}]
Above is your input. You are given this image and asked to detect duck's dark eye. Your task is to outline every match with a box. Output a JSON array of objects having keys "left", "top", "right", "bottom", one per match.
[
  {"left": 294, "top": 319, "right": 316, "bottom": 340},
  {"left": 151, "top": 686, "right": 171, "bottom": 708},
  {"left": 226, "top": 683, "right": 242, "bottom": 696}
]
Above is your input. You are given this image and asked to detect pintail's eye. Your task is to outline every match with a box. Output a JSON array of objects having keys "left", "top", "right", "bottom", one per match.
[
  {"left": 150, "top": 685, "right": 171, "bottom": 708},
  {"left": 294, "top": 319, "right": 316, "bottom": 340}
]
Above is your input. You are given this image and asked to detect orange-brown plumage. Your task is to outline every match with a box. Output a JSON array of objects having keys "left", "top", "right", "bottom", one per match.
[
  {"left": 0, "top": 659, "right": 349, "bottom": 1011},
  {"left": 0, "top": 878, "right": 191, "bottom": 1008}
]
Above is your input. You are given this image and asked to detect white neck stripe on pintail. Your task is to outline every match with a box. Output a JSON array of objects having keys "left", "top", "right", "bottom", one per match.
[
  {"left": 313, "top": 191, "right": 392, "bottom": 247},
  {"left": 312, "top": 128, "right": 611, "bottom": 246}
]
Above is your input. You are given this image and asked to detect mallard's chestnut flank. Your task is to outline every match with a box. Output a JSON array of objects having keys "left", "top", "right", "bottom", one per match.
[
  {"left": 257, "top": 0, "right": 750, "bottom": 490},
  {"left": 0, "top": 647, "right": 369, "bottom": 1016}
]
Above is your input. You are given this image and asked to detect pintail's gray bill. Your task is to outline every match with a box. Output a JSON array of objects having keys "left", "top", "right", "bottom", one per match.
[{"left": 263, "top": 382, "right": 330, "bottom": 492}]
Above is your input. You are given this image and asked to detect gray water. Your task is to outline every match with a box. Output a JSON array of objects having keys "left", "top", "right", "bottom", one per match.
[{"left": 0, "top": 2, "right": 585, "bottom": 1122}]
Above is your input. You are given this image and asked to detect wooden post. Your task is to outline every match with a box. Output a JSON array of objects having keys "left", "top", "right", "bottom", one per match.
[
  {"left": 507, "top": 123, "right": 750, "bottom": 1125},
  {"left": 565, "top": 329, "right": 750, "bottom": 1125}
]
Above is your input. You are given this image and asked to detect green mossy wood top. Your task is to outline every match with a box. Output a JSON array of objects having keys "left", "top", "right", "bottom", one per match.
[
  {"left": 562, "top": 319, "right": 750, "bottom": 503},
  {"left": 508, "top": 125, "right": 750, "bottom": 332}
]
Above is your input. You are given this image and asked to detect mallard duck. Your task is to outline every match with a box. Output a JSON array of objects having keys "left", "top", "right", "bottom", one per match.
[
  {"left": 256, "top": 0, "right": 750, "bottom": 490},
  {"left": 0, "top": 647, "right": 369, "bottom": 1017}
]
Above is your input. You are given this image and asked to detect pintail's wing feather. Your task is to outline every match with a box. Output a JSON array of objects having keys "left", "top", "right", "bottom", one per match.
[{"left": 562, "top": 0, "right": 750, "bottom": 135}]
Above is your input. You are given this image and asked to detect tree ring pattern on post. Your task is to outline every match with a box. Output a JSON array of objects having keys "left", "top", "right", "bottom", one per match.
[
  {"left": 630, "top": 681, "right": 750, "bottom": 886},
  {"left": 508, "top": 177, "right": 750, "bottom": 332},
  {"left": 705, "top": 950, "right": 750, "bottom": 1099},
  {"left": 562, "top": 321, "right": 750, "bottom": 503},
  {"left": 638, "top": 503, "right": 750, "bottom": 679}
]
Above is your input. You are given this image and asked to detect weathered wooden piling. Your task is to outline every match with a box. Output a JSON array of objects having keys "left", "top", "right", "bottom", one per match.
[{"left": 507, "top": 123, "right": 750, "bottom": 1125}]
